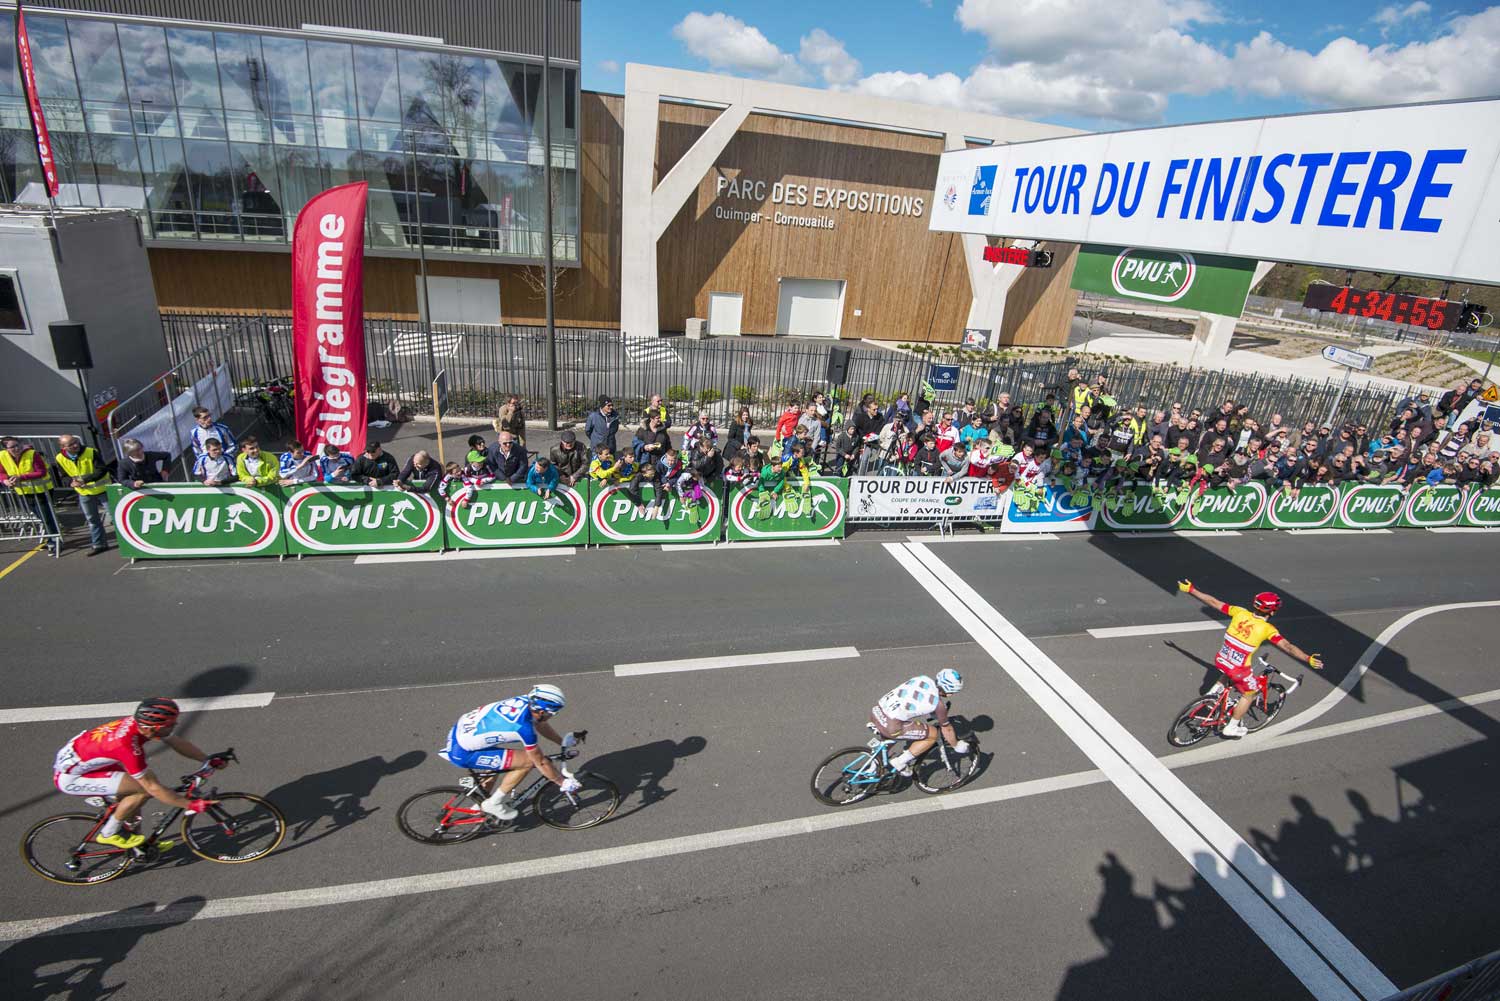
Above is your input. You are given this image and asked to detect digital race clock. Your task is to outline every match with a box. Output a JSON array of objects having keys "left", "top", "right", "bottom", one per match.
[{"left": 1302, "top": 285, "right": 1461, "bottom": 331}]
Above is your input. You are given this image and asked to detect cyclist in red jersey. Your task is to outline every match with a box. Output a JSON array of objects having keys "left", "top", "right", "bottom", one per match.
[{"left": 51, "top": 698, "right": 221, "bottom": 849}]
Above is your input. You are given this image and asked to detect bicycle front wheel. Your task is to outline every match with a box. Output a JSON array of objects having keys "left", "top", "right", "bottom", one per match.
[
  {"left": 182, "top": 794, "right": 286, "bottom": 863},
  {"left": 535, "top": 772, "right": 620, "bottom": 830},
  {"left": 914, "top": 744, "right": 979, "bottom": 794},
  {"left": 21, "top": 814, "right": 133, "bottom": 885},
  {"left": 811, "top": 748, "right": 884, "bottom": 807},
  {"left": 396, "top": 787, "right": 490, "bottom": 845},
  {"left": 1244, "top": 683, "right": 1288, "bottom": 732},
  {"left": 1168, "top": 698, "right": 1219, "bottom": 747}
]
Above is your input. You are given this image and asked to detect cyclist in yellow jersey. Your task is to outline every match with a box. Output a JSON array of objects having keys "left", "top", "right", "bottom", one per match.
[{"left": 1177, "top": 581, "right": 1323, "bottom": 738}]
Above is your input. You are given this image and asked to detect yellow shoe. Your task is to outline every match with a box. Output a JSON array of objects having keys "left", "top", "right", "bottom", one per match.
[{"left": 95, "top": 832, "right": 146, "bottom": 850}]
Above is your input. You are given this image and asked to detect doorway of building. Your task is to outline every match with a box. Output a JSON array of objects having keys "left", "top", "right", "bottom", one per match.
[
  {"left": 708, "top": 292, "right": 743, "bottom": 336},
  {"left": 775, "top": 278, "right": 845, "bottom": 338}
]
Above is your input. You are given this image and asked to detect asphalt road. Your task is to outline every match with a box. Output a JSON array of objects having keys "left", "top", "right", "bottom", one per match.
[{"left": 1, "top": 527, "right": 1497, "bottom": 1001}]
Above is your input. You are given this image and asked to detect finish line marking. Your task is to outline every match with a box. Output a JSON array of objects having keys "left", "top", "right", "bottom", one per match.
[
  {"left": 1087, "top": 620, "right": 1223, "bottom": 640},
  {"left": 615, "top": 646, "right": 860, "bottom": 677},
  {"left": 1, "top": 680, "right": 1490, "bottom": 945},
  {"left": 0, "top": 693, "right": 276, "bottom": 725},
  {"left": 886, "top": 541, "right": 1393, "bottom": 1001}
]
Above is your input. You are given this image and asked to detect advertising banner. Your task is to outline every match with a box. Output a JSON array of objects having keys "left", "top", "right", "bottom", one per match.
[
  {"left": 110, "top": 485, "right": 284, "bottom": 560},
  {"left": 444, "top": 484, "right": 588, "bottom": 549},
  {"left": 1000, "top": 485, "right": 1098, "bottom": 533},
  {"left": 1261, "top": 485, "right": 1339, "bottom": 530},
  {"left": 1461, "top": 487, "right": 1500, "bottom": 528},
  {"left": 589, "top": 485, "right": 722, "bottom": 545},
  {"left": 15, "top": 3, "right": 59, "bottom": 199},
  {"left": 725, "top": 479, "right": 848, "bottom": 541},
  {"left": 1070, "top": 244, "right": 1256, "bottom": 316},
  {"left": 125, "top": 364, "right": 234, "bottom": 461},
  {"left": 292, "top": 182, "right": 369, "bottom": 456},
  {"left": 848, "top": 477, "right": 1004, "bottom": 521},
  {"left": 1184, "top": 482, "right": 1270, "bottom": 530},
  {"left": 1333, "top": 483, "right": 1406, "bottom": 529},
  {"left": 283, "top": 486, "right": 442, "bottom": 555},
  {"left": 928, "top": 101, "right": 1500, "bottom": 284},
  {"left": 1097, "top": 485, "right": 1188, "bottom": 531},
  {"left": 1400, "top": 484, "right": 1464, "bottom": 528}
]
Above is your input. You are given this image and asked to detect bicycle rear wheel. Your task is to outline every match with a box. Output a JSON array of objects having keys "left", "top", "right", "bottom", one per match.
[
  {"left": 21, "top": 814, "right": 133, "bottom": 885},
  {"left": 810, "top": 748, "right": 884, "bottom": 807},
  {"left": 1168, "top": 698, "right": 1219, "bottom": 747},
  {"left": 1244, "top": 683, "right": 1288, "bottom": 732},
  {"left": 182, "top": 794, "right": 286, "bottom": 863},
  {"left": 914, "top": 743, "right": 979, "bottom": 794},
  {"left": 396, "top": 787, "right": 490, "bottom": 845},
  {"left": 535, "top": 772, "right": 620, "bottom": 830}
]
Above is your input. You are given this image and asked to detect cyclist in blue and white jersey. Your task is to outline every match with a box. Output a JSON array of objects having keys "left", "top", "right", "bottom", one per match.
[
  {"left": 869, "top": 669, "right": 968, "bottom": 776},
  {"left": 439, "top": 684, "right": 581, "bottom": 820}
]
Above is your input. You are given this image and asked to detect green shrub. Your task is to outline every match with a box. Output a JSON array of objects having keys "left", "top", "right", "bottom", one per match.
[
  {"left": 731, "top": 384, "right": 759, "bottom": 405},
  {"left": 667, "top": 384, "right": 693, "bottom": 402},
  {"left": 696, "top": 388, "right": 723, "bottom": 406}
]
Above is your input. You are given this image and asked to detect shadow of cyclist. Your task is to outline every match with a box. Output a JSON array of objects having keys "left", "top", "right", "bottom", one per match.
[
  {"left": 578, "top": 736, "right": 709, "bottom": 821},
  {"left": 0, "top": 896, "right": 206, "bottom": 1001},
  {"left": 261, "top": 751, "right": 426, "bottom": 853},
  {"left": 1163, "top": 639, "right": 1225, "bottom": 693}
]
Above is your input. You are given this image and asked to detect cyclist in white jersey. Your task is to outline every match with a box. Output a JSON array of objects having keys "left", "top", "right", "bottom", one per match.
[{"left": 869, "top": 669, "right": 968, "bottom": 776}]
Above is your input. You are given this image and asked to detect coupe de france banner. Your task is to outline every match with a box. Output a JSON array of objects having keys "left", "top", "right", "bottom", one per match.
[
  {"left": 292, "top": 182, "right": 368, "bottom": 456},
  {"left": 929, "top": 100, "right": 1500, "bottom": 284}
]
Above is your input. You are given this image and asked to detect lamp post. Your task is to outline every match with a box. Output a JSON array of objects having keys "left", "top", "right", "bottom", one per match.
[{"left": 542, "top": 3, "right": 559, "bottom": 429}]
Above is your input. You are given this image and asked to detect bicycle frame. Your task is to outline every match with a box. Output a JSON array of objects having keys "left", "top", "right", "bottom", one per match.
[
  {"left": 1200, "top": 658, "right": 1303, "bottom": 726},
  {"left": 433, "top": 748, "right": 579, "bottom": 832},
  {"left": 63, "top": 760, "right": 222, "bottom": 866}
]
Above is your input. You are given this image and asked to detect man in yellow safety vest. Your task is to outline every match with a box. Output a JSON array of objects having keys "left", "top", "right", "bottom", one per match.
[
  {"left": 2, "top": 435, "right": 60, "bottom": 538},
  {"left": 54, "top": 434, "right": 115, "bottom": 554}
]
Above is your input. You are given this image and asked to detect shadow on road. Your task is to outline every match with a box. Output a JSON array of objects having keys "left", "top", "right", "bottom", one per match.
[
  {"left": 0, "top": 896, "right": 206, "bottom": 1001},
  {"left": 262, "top": 751, "right": 427, "bottom": 853},
  {"left": 582, "top": 736, "right": 709, "bottom": 821}
]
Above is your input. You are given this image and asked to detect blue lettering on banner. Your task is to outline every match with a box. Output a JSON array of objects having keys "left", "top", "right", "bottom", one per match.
[
  {"left": 992, "top": 145, "right": 1470, "bottom": 235},
  {"left": 969, "top": 165, "right": 996, "bottom": 216},
  {"left": 928, "top": 363, "right": 960, "bottom": 392}
]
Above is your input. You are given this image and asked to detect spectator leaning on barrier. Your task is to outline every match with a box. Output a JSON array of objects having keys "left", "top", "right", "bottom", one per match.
[
  {"left": 278, "top": 441, "right": 320, "bottom": 485},
  {"left": 235, "top": 437, "right": 280, "bottom": 488},
  {"left": 494, "top": 394, "right": 526, "bottom": 447},
  {"left": 525, "top": 454, "right": 561, "bottom": 506},
  {"left": 396, "top": 450, "right": 443, "bottom": 496},
  {"left": 52, "top": 434, "right": 114, "bottom": 554},
  {"left": 585, "top": 397, "right": 620, "bottom": 454},
  {"left": 349, "top": 441, "right": 399, "bottom": 487},
  {"left": 194, "top": 438, "right": 235, "bottom": 485},
  {"left": 116, "top": 438, "right": 169, "bottom": 489},
  {"left": 487, "top": 432, "right": 528, "bottom": 486},
  {"left": 188, "top": 407, "right": 235, "bottom": 459},
  {"left": 2, "top": 436, "right": 60, "bottom": 537},
  {"left": 550, "top": 430, "right": 586, "bottom": 486},
  {"left": 319, "top": 445, "right": 354, "bottom": 484}
]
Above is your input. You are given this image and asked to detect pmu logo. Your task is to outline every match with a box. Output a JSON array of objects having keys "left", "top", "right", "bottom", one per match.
[
  {"left": 968, "top": 165, "right": 996, "bottom": 216},
  {"left": 1111, "top": 248, "right": 1197, "bottom": 303}
]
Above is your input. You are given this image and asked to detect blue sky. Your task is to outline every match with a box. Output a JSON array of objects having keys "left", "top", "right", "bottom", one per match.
[{"left": 583, "top": 1, "right": 1500, "bottom": 130}]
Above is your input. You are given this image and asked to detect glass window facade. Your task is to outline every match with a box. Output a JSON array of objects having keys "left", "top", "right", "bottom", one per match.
[{"left": 0, "top": 12, "right": 579, "bottom": 262}]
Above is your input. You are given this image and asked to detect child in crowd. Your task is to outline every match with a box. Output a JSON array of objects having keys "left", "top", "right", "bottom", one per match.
[
  {"left": 588, "top": 444, "right": 622, "bottom": 484},
  {"left": 622, "top": 454, "right": 662, "bottom": 518},
  {"left": 194, "top": 438, "right": 235, "bottom": 485},
  {"left": 318, "top": 444, "right": 353, "bottom": 484}
]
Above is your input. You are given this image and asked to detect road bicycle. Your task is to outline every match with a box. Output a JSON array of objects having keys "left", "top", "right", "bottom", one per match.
[
  {"left": 21, "top": 750, "right": 286, "bottom": 886},
  {"left": 1167, "top": 657, "right": 1303, "bottom": 747},
  {"left": 396, "top": 732, "right": 620, "bottom": 845},
  {"left": 236, "top": 376, "right": 295, "bottom": 438},
  {"left": 810, "top": 712, "right": 981, "bottom": 807}
]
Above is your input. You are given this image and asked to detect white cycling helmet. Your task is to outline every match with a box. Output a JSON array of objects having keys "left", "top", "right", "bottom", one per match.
[
  {"left": 935, "top": 668, "right": 963, "bottom": 694},
  {"left": 528, "top": 683, "right": 566, "bottom": 713}
]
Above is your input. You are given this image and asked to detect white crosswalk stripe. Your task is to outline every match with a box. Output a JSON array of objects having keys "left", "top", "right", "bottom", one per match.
[
  {"left": 623, "top": 337, "right": 682, "bottom": 365},
  {"left": 382, "top": 330, "right": 464, "bottom": 359}
]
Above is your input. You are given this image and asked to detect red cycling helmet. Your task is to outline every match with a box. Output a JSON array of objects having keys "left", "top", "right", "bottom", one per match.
[
  {"left": 134, "top": 697, "right": 180, "bottom": 728},
  {"left": 1252, "top": 592, "right": 1282, "bottom": 615}
]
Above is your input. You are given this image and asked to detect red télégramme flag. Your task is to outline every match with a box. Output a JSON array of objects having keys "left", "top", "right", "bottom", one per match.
[
  {"left": 292, "top": 182, "right": 369, "bottom": 456},
  {"left": 15, "top": 2, "right": 60, "bottom": 199}
]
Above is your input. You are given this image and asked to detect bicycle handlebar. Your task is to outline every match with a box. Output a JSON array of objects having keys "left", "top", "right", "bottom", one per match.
[{"left": 178, "top": 748, "right": 236, "bottom": 788}]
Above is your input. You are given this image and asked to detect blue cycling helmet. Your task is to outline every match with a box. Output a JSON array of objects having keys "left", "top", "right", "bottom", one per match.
[
  {"left": 935, "top": 669, "right": 963, "bottom": 694},
  {"left": 528, "top": 683, "right": 566, "bottom": 714}
]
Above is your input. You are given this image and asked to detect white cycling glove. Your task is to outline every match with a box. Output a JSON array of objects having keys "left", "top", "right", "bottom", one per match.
[
  {"left": 561, "top": 732, "right": 579, "bottom": 749},
  {"left": 952, "top": 740, "right": 970, "bottom": 755},
  {"left": 559, "top": 777, "right": 583, "bottom": 794}
]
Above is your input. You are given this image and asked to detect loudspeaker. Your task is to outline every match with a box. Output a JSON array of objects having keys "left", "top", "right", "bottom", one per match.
[
  {"left": 825, "top": 345, "right": 852, "bottom": 386},
  {"left": 49, "top": 321, "right": 93, "bottom": 370}
]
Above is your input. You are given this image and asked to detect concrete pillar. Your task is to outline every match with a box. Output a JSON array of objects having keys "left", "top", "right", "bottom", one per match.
[
  {"left": 949, "top": 133, "right": 1024, "bottom": 349},
  {"left": 1190, "top": 260, "right": 1276, "bottom": 362}
]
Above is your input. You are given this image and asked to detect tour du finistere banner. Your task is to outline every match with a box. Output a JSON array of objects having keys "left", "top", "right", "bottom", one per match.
[{"left": 1070, "top": 244, "right": 1258, "bottom": 316}]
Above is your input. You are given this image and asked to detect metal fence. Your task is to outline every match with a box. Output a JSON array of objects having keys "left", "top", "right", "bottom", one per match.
[
  {"left": 156, "top": 313, "right": 1413, "bottom": 433},
  {"left": 1378, "top": 946, "right": 1500, "bottom": 1001},
  {"left": 0, "top": 488, "right": 63, "bottom": 557}
]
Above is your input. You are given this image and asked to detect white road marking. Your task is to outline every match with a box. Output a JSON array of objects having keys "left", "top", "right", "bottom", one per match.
[
  {"left": 662, "top": 539, "right": 840, "bottom": 551},
  {"left": 904, "top": 533, "right": 1058, "bottom": 543},
  {"left": 615, "top": 646, "right": 860, "bottom": 677},
  {"left": 1288, "top": 529, "right": 1391, "bottom": 536},
  {"left": 889, "top": 542, "right": 1393, "bottom": 1001},
  {"left": 3, "top": 679, "right": 1489, "bottom": 944},
  {"left": 1276, "top": 599, "right": 1500, "bottom": 736},
  {"left": 0, "top": 693, "right": 276, "bottom": 725},
  {"left": 353, "top": 548, "right": 576, "bottom": 564},
  {"left": 1425, "top": 527, "right": 1493, "bottom": 534},
  {"left": 1087, "top": 620, "right": 1224, "bottom": 639},
  {"left": 1108, "top": 530, "right": 1242, "bottom": 539}
]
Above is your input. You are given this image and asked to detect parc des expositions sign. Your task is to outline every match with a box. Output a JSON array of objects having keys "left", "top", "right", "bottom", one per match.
[
  {"left": 929, "top": 100, "right": 1500, "bottom": 283},
  {"left": 711, "top": 174, "right": 926, "bottom": 232},
  {"left": 1071, "top": 245, "right": 1258, "bottom": 316}
]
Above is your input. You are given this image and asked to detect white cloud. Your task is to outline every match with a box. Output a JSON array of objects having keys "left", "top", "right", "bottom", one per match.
[
  {"left": 799, "top": 28, "right": 862, "bottom": 86},
  {"left": 671, "top": 12, "right": 806, "bottom": 82},
  {"left": 1373, "top": 1, "right": 1430, "bottom": 30},
  {"left": 598, "top": 59, "right": 620, "bottom": 74}
]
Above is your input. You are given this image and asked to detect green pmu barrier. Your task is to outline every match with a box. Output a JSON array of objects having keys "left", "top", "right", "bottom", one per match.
[
  {"left": 1462, "top": 487, "right": 1500, "bottom": 528},
  {"left": 1261, "top": 485, "right": 1339, "bottom": 530},
  {"left": 1096, "top": 485, "right": 1189, "bottom": 531},
  {"left": 724, "top": 478, "right": 848, "bottom": 542},
  {"left": 110, "top": 484, "right": 286, "bottom": 560},
  {"left": 587, "top": 483, "right": 723, "bottom": 545},
  {"left": 283, "top": 485, "right": 444, "bottom": 555},
  {"left": 1333, "top": 483, "right": 1406, "bottom": 529},
  {"left": 443, "top": 483, "right": 589, "bottom": 549},
  {"left": 1185, "top": 482, "right": 1270, "bottom": 531},
  {"left": 1400, "top": 484, "right": 1465, "bottom": 529}
]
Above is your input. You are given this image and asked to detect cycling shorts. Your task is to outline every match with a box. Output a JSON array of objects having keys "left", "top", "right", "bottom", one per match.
[
  {"left": 439, "top": 727, "right": 518, "bottom": 771},
  {"left": 1219, "top": 662, "right": 1262, "bottom": 695},
  {"left": 54, "top": 770, "right": 124, "bottom": 797},
  {"left": 870, "top": 706, "right": 930, "bottom": 741}
]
